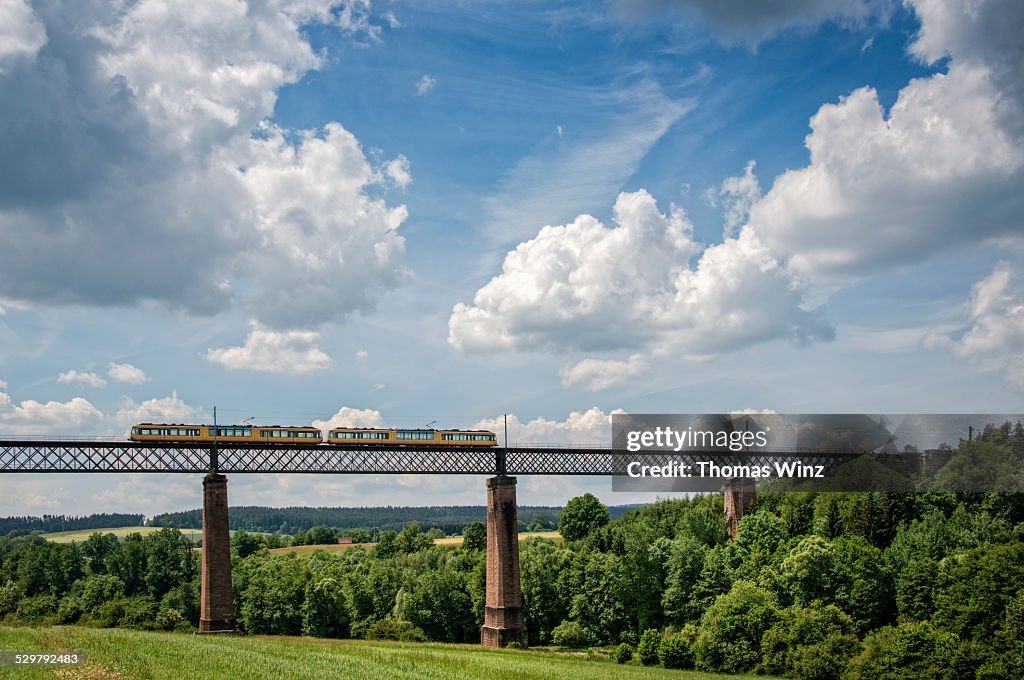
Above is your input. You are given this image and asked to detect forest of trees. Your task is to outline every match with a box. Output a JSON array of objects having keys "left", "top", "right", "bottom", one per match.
[
  {"left": 146, "top": 504, "right": 637, "bottom": 535},
  {"left": 0, "top": 513, "right": 145, "bottom": 535},
  {"left": 2, "top": 429, "right": 1023, "bottom": 679}
]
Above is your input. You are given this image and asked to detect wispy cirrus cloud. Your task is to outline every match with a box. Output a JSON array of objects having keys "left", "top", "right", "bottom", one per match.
[
  {"left": 481, "top": 78, "right": 693, "bottom": 247},
  {"left": 415, "top": 74, "right": 436, "bottom": 95},
  {"left": 612, "top": 0, "right": 891, "bottom": 47}
]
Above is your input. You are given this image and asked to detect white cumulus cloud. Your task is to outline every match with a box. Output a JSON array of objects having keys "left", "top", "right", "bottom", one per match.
[
  {"left": 472, "top": 407, "right": 624, "bottom": 447},
  {"left": 560, "top": 355, "right": 649, "bottom": 391},
  {"left": 107, "top": 362, "right": 149, "bottom": 385},
  {"left": 450, "top": 189, "right": 832, "bottom": 359},
  {"left": 746, "top": 0, "right": 1024, "bottom": 284},
  {"left": 0, "top": 387, "right": 103, "bottom": 436},
  {"left": 312, "top": 405, "right": 385, "bottom": 434},
  {"left": 115, "top": 390, "right": 205, "bottom": 428},
  {"left": 0, "top": 0, "right": 46, "bottom": 69},
  {"left": 925, "top": 262, "right": 1024, "bottom": 388},
  {"left": 229, "top": 122, "right": 409, "bottom": 328},
  {"left": 382, "top": 154, "right": 412, "bottom": 189},
  {"left": 206, "top": 324, "right": 332, "bottom": 374},
  {"left": 0, "top": 1, "right": 409, "bottom": 331},
  {"left": 57, "top": 370, "right": 107, "bottom": 388}
]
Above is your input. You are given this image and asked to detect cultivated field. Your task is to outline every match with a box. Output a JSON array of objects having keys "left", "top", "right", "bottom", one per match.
[
  {"left": 40, "top": 527, "right": 201, "bottom": 544},
  {"left": 0, "top": 626, "right": 765, "bottom": 680}
]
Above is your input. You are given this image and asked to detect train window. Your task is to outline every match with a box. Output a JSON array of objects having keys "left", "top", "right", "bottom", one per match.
[
  {"left": 396, "top": 430, "right": 434, "bottom": 440},
  {"left": 442, "top": 433, "right": 494, "bottom": 441},
  {"left": 331, "top": 431, "right": 388, "bottom": 439},
  {"left": 212, "top": 427, "right": 251, "bottom": 437}
]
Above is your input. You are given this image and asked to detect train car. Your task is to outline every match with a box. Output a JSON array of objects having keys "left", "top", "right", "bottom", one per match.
[
  {"left": 129, "top": 423, "right": 322, "bottom": 444},
  {"left": 327, "top": 427, "right": 497, "bottom": 446}
]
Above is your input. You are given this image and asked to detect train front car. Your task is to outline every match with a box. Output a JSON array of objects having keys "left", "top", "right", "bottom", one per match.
[
  {"left": 326, "top": 427, "right": 497, "bottom": 446},
  {"left": 130, "top": 423, "right": 322, "bottom": 444},
  {"left": 129, "top": 423, "right": 208, "bottom": 442}
]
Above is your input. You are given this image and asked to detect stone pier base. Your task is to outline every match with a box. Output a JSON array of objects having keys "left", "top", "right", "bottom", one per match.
[
  {"left": 481, "top": 475, "right": 526, "bottom": 647},
  {"left": 724, "top": 478, "right": 757, "bottom": 540},
  {"left": 199, "top": 473, "right": 235, "bottom": 633}
]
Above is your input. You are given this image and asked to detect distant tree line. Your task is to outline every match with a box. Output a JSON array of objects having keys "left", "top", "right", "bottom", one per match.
[
  {"left": 0, "top": 514, "right": 144, "bottom": 535},
  {"left": 147, "top": 505, "right": 638, "bottom": 536}
]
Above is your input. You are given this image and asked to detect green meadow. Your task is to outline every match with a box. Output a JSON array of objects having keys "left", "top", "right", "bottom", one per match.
[{"left": 0, "top": 626, "right": 765, "bottom": 680}]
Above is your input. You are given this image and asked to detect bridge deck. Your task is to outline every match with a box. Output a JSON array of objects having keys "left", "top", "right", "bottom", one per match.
[{"left": 0, "top": 440, "right": 865, "bottom": 475}]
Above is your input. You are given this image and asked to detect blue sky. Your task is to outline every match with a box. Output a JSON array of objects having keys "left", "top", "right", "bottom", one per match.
[{"left": 1, "top": 0, "right": 1022, "bottom": 517}]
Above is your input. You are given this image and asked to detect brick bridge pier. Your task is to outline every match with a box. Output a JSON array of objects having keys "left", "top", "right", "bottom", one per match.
[
  {"left": 198, "top": 472, "right": 235, "bottom": 633},
  {"left": 480, "top": 475, "right": 527, "bottom": 647},
  {"left": 197, "top": 471, "right": 756, "bottom": 642}
]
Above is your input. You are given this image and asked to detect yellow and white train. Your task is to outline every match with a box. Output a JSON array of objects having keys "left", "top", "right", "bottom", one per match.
[{"left": 129, "top": 423, "right": 497, "bottom": 447}]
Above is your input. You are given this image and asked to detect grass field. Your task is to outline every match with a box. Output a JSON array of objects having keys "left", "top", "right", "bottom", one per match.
[
  {"left": 0, "top": 626, "right": 768, "bottom": 680},
  {"left": 40, "top": 527, "right": 202, "bottom": 544},
  {"left": 268, "top": 531, "right": 562, "bottom": 556}
]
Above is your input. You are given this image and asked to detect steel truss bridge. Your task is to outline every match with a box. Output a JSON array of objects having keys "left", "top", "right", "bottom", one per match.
[{"left": 0, "top": 440, "right": 874, "bottom": 475}]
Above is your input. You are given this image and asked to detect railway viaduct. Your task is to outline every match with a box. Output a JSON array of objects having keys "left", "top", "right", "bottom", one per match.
[{"left": 1, "top": 440, "right": 805, "bottom": 645}]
